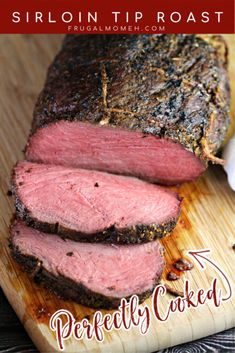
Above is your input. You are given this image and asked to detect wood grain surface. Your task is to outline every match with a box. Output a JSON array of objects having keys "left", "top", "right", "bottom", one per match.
[
  {"left": 0, "top": 34, "right": 234, "bottom": 353},
  {"left": 0, "top": 288, "right": 234, "bottom": 353}
]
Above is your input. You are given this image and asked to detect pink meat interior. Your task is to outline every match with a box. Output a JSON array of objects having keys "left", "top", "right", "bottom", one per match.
[
  {"left": 14, "top": 162, "right": 180, "bottom": 235},
  {"left": 26, "top": 121, "right": 205, "bottom": 184},
  {"left": 12, "top": 221, "right": 164, "bottom": 298}
]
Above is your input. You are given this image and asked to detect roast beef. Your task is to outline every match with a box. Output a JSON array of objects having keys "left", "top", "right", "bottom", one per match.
[
  {"left": 12, "top": 161, "right": 181, "bottom": 243},
  {"left": 26, "top": 34, "right": 230, "bottom": 184},
  {"left": 10, "top": 221, "right": 165, "bottom": 309}
]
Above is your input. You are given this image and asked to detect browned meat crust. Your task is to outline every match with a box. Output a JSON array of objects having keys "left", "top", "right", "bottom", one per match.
[
  {"left": 10, "top": 242, "right": 161, "bottom": 309},
  {"left": 13, "top": 193, "right": 179, "bottom": 244},
  {"left": 31, "top": 34, "right": 230, "bottom": 164}
]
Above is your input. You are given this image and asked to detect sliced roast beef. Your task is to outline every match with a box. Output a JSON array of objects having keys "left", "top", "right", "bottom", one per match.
[
  {"left": 10, "top": 221, "right": 165, "bottom": 309},
  {"left": 26, "top": 34, "right": 230, "bottom": 184},
  {"left": 12, "top": 161, "right": 181, "bottom": 243}
]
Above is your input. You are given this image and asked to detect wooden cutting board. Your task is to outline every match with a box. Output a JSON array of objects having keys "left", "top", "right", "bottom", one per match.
[{"left": 0, "top": 34, "right": 234, "bottom": 353}]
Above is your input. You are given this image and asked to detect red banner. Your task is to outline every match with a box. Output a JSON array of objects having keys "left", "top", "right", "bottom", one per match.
[{"left": 0, "top": 0, "right": 234, "bottom": 34}]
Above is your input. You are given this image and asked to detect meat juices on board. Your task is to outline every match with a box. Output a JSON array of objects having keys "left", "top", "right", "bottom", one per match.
[{"left": 9, "top": 34, "right": 231, "bottom": 309}]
